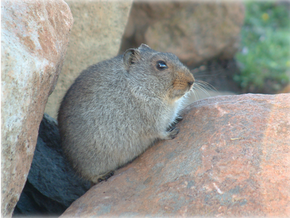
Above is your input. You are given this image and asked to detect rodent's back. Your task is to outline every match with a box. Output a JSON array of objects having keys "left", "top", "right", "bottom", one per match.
[
  {"left": 58, "top": 44, "right": 194, "bottom": 182},
  {"left": 59, "top": 56, "right": 143, "bottom": 178}
]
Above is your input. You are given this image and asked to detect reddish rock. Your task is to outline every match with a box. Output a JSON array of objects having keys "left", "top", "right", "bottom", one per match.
[
  {"left": 120, "top": 1, "right": 245, "bottom": 66},
  {"left": 280, "top": 84, "right": 290, "bottom": 93},
  {"left": 1, "top": 0, "right": 73, "bottom": 217},
  {"left": 61, "top": 94, "right": 290, "bottom": 217}
]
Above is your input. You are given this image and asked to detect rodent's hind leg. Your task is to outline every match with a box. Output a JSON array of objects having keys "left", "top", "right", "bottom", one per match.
[{"left": 95, "top": 170, "right": 115, "bottom": 183}]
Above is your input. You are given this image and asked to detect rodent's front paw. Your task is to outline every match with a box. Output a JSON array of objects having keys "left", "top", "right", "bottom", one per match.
[
  {"left": 167, "top": 126, "right": 179, "bottom": 139},
  {"left": 175, "top": 116, "right": 183, "bottom": 122}
]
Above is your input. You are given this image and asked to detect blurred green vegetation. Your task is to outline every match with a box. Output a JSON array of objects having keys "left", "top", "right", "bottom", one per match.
[{"left": 234, "top": 1, "right": 290, "bottom": 93}]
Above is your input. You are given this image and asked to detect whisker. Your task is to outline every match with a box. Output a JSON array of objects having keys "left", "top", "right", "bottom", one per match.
[
  {"left": 197, "top": 84, "right": 215, "bottom": 97},
  {"left": 190, "top": 84, "right": 202, "bottom": 101},
  {"left": 189, "top": 79, "right": 218, "bottom": 101},
  {"left": 192, "top": 69, "right": 224, "bottom": 78},
  {"left": 191, "top": 88, "right": 198, "bottom": 101},
  {"left": 195, "top": 80, "right": 218, "bottom": 92},
  {"left": 194, "top": 84, "right": 212, "bottom": 98}
]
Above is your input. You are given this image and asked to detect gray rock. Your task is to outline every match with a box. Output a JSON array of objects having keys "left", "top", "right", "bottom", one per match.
[{"left": 14, "top": 114, "right": 90, "bottom": 216}]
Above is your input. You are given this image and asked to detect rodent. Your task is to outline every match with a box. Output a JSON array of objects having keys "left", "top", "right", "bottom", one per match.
[{"left": 58, "top": 44, "right": 195, "bottom": 183}]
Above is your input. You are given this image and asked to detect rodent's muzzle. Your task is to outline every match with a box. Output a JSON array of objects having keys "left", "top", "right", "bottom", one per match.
[
  {"left": 187, "top": 80, "right": 194, "bottom": 91},
  {"left": 185, "top": 72, "right": 195, "bottom": 92},
  {"left": 170, "top": 70, "right": 195, "bottom": 100}
]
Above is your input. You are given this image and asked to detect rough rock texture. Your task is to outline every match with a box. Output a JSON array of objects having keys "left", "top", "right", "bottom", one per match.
[
  {"left": 119, "top": 1, "right": 245, "bottom": 67},
  {"left": 61, "top": 94, "right": 290, "bottom": 217},
  {"left": 14, "top": 114, "right": 90, "bottom": 216},
  {"left": 1, "top": 1, "right": 73, "bottom": 217},
  {"left": 45, "top": 0, "right": 133, "bottom": 118}
]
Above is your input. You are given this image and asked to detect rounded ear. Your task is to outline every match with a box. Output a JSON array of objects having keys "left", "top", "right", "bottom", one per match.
[
  {"left": 138, "top": 43, "right": 151, "bottom": 50},
  {"left": 123, "top": 48, "right": 141, "bottom": 71}
]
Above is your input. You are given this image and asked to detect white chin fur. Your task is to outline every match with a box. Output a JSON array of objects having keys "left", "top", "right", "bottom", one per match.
[{"left": 171, "top": 93, "right": 188, "bottom": 123}]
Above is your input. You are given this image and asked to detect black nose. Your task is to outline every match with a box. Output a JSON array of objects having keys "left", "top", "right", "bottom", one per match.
[{"left": 188, "top": 81, "right": 194, "bottom": 87}]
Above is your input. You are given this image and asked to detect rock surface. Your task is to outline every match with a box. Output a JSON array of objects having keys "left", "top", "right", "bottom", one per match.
[
  {"left": 120, "top": 1, "right": 245, "bottom": 67},
  {"left": 14, "top": 114, "right": 90, "bottom": 216},
  {"left": 61, "top": 94, "right": 290, "bottom": 217},
  {"left": 1, "top": 0, "right": 73, "bottom": 217},
  {"left": 44, "top": 0, "right": 133, "bottom": 118}
]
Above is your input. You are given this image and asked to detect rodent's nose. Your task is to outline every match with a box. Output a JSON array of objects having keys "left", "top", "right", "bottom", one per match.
[{"left": 188, "top": 81, "right": 194, "bottom": 87}]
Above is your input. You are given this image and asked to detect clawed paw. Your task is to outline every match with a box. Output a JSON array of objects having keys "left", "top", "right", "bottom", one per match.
[
  {"left": 175, "top": 116, "right": 183, "bottom": 122},
  {"left": 165, "top": 116, "right": 182, "bottom": 139},
  {"left": 167, "top": 126, "right": 179, "bottom": 139}
]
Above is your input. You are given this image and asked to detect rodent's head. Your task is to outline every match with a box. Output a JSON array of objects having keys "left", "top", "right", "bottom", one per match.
[{"left": 123, "top": 44, "right": 195, "bottom": 102}]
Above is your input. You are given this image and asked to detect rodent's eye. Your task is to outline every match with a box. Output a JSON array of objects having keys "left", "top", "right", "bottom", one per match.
[{"left": 156, "top": 61, "right": 168, "bottom": 70}]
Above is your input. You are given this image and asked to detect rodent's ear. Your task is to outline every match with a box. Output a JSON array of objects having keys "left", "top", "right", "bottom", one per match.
[
  {"left": 139, "top": 44, "right": 151, "bottom": 50},
  {"left": 123, "top": 48, "right": 141, "bottom": 71}
]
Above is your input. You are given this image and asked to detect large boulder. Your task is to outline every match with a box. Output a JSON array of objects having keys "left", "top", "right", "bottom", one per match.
[
  {"left": 1, "top": 0, "right": 73, "bottom": 217},
  {"left": 119, "top": 1, "right": 245, "bottom": 67},
  {"left": 44, "top": 0, "right": 133, "bottom": 118},
  {"left": 14, "top": 114, "right": 90, "bottom": 216},
  {"left": 61, "top": 94, "right": 290, "bottom": 217}
]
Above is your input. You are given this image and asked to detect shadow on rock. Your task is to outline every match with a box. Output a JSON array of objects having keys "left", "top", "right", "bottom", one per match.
[{"left": 13, "top": 114, "right": 91, "bottom": 217}]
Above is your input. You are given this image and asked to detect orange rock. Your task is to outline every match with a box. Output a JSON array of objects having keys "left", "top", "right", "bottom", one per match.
[
  {"left": 120, "top": 1, "right": 245, "bottom": 67},
  {"left": 61, "top": 94, "right": 290, "bottom": 217},
  {"left": 280, "top": 84, "right": 290, "bottom": 93},
  {"left": 2, "top": 0, "right": 73, "bottom": 217}
]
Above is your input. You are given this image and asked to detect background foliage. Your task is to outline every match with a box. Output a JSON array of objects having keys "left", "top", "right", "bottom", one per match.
[{"left": 235, "top": 1, "right": 290, "bottom": 93}]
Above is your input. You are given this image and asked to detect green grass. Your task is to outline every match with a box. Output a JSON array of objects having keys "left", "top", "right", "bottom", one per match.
[{"left": 234, "top": 1, "right": 290, "bottom": 93}]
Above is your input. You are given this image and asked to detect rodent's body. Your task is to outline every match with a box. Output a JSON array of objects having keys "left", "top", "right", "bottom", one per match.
[{"left": 58, "top": 44, "right": 194, "bottom": 183}]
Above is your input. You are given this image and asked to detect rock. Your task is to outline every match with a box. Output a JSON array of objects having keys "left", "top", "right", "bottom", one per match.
[
  {"left": 280, "top": 84, "right": 290, "bottom": 93},
  {"left": 14, "top": 114, "right": 91, "bottom": 216},
  {"left": 44, "top": 0, "right": 133, "bottom": 118},
  {"left": 119, "top": 1, "right": 245, "bottom": 67},
  {"left": 1, "top": 1, "right": 73, "bottom": 217},
  {"left": 61, "top": 94, "right": 290, "bottom": 217}
]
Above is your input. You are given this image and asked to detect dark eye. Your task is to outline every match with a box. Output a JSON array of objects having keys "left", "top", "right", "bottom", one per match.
[{"left": 156, "top": 61, "right": 168, "bottom": 70}]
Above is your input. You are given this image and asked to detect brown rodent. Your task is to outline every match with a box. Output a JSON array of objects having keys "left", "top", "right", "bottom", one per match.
[{"left": 58, "top": 44, "right": 195, "bottom": 183}]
